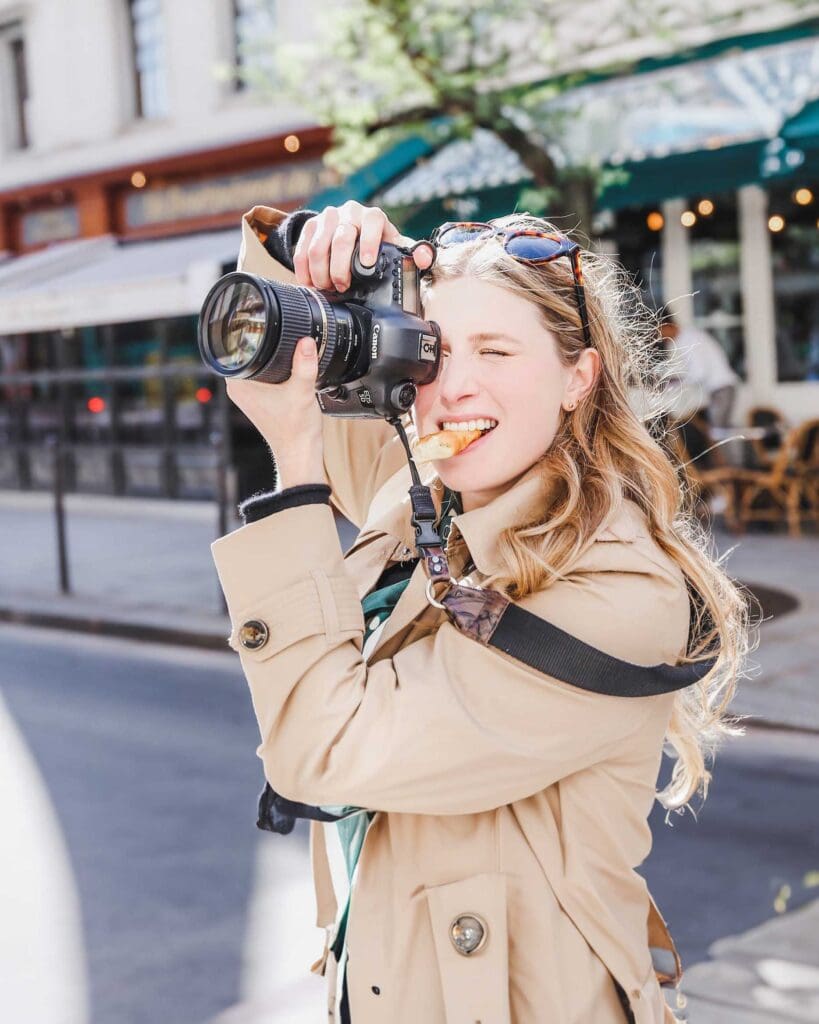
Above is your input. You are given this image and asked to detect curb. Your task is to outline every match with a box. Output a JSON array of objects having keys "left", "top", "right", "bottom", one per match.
[
  {"left": 0, "top": 606, "right": 230, "bottom": 651},
  {"left": 3, "top": 607, "right": 819, "bottom": 737}
]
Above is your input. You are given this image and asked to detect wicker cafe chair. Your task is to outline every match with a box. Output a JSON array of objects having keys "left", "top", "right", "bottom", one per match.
[
  {"left": 746, "top": 405, "right": 787, "bottom": 469},
  {"left": 667, "top": 415, "right": 752, "bottom": 533},
  {"left": 735, "top": 417, "right": 819, "bottom": 537}
]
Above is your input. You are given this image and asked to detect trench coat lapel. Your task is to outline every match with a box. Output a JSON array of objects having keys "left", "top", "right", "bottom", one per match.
[
  {"left": 349, "top": 459, "right": 557, "bottom": 662},
  {"left": 344, "top": 464, "right": 445, "bottom": 660},
  {"left": 345, "top": 455, "right": 642, "bottom": 663}
]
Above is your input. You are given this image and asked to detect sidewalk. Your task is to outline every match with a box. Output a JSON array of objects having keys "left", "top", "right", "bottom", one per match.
[
  {"left": 670, "top": 898, "right": 819, "bottom": 1022},
  {"left": 0, "top": 490, "right": 817, "bottom": 729},
  {"left": 0, "top": 491, "right": 234, "bottom": 648}
]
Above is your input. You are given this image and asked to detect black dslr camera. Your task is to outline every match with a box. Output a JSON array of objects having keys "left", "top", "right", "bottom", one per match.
[{"left": 197, "top": 240, "right": 441, "bottom": 420}]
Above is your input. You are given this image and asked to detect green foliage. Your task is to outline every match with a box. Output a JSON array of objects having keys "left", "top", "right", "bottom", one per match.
[
  {"left": 516, "top": 185, "right": 559, "bottom": 216},
  {"left": 239, "top": 0, "right": 810, "bottom": 227}
]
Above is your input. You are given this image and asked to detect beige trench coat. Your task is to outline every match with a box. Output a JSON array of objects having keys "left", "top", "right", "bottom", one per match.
[{"left": 210, "top": 207, "right": 689, "bottom": 1024}]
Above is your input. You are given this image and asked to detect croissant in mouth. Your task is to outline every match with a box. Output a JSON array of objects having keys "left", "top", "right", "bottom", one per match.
[{"left": 411, "top": 427, "right": 484, "bottom": 463}]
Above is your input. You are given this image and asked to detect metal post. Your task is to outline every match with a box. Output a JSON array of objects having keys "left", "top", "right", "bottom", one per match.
[
  {"left": 211, "top": 427, "right": 228, "bottom": 616},
  {"left": 48, "top": 430, "right": 71, "bottom": 595},
  {"left": 157, "top": 320, "right": 178, "bottom": 498},
  {"left": 212, "top": 384, "right": 231, "bottom": 615},
  {"left": 102, "top": 324, "right": 126, "bottom": 495}
]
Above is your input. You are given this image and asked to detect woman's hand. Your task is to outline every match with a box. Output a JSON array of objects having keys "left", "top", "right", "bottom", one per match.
[
  {"left": 226, "top": 335, "right": 325, "bottom": 489},
  {"left": 292, "top": 200, "right": 433, "bottom": 291},
  {"left": 225, "top": 202, "right": 434, "bottom": 488}
]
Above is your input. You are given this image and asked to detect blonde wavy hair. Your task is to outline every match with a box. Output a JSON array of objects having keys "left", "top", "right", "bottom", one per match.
[{"left": 418, "top": 213, "right": 757, "bottom": 813}]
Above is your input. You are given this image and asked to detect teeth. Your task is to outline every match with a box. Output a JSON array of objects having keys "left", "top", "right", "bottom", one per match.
[{"left": 441, "top": 418, "right": 497, "bottom": 431}]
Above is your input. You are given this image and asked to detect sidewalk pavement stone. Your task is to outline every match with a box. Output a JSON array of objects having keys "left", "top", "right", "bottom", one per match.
[
  {"left": 708, "top": 525, "right": 819, "bottom": 732},
  {"left": 669, "top": 899, "right": 819, "bottom": 1023}
]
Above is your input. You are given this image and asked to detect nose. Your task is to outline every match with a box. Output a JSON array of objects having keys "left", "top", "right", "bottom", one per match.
[{"left": 435, "top": 352, "right": 481, "bottom": 406}]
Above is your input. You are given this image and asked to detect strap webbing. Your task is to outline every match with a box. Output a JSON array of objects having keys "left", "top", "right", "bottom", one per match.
[{"left": 489, "top": 603, "right": 715, "bottom": 697}]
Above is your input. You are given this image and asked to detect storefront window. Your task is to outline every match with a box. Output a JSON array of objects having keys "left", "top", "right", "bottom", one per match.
[
  {"left": 233, "top": 0, "right": 277, "bottom": 90},
  {"left": 128, "top": 0, "right": 168, "bottom": 119},
  {"left": 769, "top": 182, "right": 819, "bottom": 382},
  {"left": 686, "top": 192, "right": 746, "bottom": 380},
  {"left": 606, "top": 206, "right": 664, "bottom": 311},
  {"left": 0, "top": 314, "right": 218, "bottom": 495}
]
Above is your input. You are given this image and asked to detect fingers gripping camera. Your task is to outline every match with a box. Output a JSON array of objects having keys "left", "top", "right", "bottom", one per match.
[{"left": 197, "top": 240, "right": 442, "bottom": 421}]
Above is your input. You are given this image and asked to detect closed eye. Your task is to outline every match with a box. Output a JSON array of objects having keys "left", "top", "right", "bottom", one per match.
[{"left": 440, "top": 349, "right": 510, "bottom": 358}]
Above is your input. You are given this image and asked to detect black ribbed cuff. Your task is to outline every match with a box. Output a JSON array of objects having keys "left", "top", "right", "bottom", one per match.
[
  {"left": 239, "top": 483, "right": 331, "bottom": 524},
  {"left": 262, "top": 209, "right": 319, "bottom": 271}
]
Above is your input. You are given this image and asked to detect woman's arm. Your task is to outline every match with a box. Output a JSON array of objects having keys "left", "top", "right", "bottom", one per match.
[
  {"left": 234, "top": 203, "right": 420, "bottom": 527},
  {"left": 212, "top": 499, "right": 690, "bottom": 816}
]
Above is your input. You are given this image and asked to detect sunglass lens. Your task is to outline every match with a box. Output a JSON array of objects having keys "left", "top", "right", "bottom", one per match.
[
  {"left": 504, "top": 234, "right": 569, "bottom": 261},
  {"left": 437, "top": 225, "right": 491, "bottom": 246}
]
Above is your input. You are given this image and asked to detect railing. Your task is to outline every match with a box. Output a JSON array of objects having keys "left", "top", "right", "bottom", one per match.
[{"left": 0, "top": 360, "right": 232, "bottom": 502}]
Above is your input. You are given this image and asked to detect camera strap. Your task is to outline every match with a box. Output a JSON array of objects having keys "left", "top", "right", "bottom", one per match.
[{"left": 388, "top": 418, "right": 717, "bottom": 696}]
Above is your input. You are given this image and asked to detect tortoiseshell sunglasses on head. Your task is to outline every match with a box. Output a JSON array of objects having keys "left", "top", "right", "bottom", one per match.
[{"left": 428, "top": 221, "right": 592, "bottom": 348}]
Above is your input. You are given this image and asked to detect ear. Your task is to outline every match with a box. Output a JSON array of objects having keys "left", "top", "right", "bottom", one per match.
[{"left": 562, "top": 348, "right": 600, "bottom": 412}]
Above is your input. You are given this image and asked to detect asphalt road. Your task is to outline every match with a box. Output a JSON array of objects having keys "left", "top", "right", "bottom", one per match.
[{"left": 1, "top": 623, "right": 817, "bottom": 1024}]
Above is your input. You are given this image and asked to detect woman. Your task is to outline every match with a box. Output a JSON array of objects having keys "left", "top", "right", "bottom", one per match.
[{"left": 211, "top": 201, "right": 752, "bottom": 1024}]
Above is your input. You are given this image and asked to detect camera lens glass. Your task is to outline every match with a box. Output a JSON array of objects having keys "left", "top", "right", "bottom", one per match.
[{"left": 205, "top": 279, "right": 267, "bottom": 371}]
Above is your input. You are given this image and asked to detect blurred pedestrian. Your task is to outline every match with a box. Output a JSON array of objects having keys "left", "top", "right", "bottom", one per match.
[{"left": 660, "top": 315, "right": 739, "bottom": 428}]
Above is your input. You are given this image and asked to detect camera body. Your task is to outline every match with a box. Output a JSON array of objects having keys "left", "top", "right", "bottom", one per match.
[{"left": 197, "top": 241, "right": 441, "bottom": 421}]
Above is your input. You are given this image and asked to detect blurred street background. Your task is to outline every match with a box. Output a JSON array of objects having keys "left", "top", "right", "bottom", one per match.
[{"left": 1, "top": 1, "right": 818, "bottom": 1022}]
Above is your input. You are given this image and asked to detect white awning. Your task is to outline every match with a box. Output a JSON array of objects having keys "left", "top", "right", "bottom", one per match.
[{"left": 0, "top": 228, "right": 240, "bottom": 333}]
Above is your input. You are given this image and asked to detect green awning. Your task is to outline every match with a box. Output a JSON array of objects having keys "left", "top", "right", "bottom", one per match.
[
  {"left": 308, "top": 25, "right": 819, "bottom": 218},
  {"left": 309, "top": 129, "right": 443, "bottom": 209},
  {"left": 599, "top": 141, "right": 768, "bottom": 211},
  {"left": 782, "top": 97, "right": 819, "bottom": 150}
]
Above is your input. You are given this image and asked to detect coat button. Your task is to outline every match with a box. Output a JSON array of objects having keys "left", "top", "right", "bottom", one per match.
[
  {"left": 449, "top": 913, "right": 487, "bottom": 956},
  {"left": 239, "top": 619, "right": 269, "bottom": 650}
]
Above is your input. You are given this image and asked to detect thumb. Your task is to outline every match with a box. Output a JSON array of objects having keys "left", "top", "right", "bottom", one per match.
[
  {"left": 295, "top": 335, "right": 318, "bottom": 378},
  {"left": 396, "top": 234, "right": 434, "bottom": 270}
]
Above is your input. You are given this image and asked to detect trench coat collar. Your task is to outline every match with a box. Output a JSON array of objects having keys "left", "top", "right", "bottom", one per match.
[{"left": 363, "top": 457, "right": 643, "bottom": 577}]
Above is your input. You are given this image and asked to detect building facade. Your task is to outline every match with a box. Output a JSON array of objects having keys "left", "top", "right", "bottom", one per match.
[
  {"left": 0, "top": 0, "right": 333, "bottom": 501},
  {"left": 1, "top": 3, "right": 816, "bottom": 503}
]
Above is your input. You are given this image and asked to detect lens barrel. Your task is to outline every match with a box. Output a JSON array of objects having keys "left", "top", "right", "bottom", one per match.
[{"left": 198, "top": 272, "right": 338, "bottom": 383}]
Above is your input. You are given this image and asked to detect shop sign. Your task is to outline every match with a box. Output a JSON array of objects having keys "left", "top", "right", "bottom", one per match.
[
  {"left": 21, "top": 205, "right": 80, "bottom": 247},
  {"left": 125, "top": 161, "right": 337, "bottom": 229}
]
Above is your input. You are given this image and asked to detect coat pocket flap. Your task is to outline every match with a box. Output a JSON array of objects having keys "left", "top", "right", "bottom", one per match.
[{"left": 425, "top": 873, "right": 511, "bottom": 1024}]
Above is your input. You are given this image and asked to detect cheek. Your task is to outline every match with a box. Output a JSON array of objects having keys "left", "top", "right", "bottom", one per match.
[
  {"left": 505, "top": 366, "right": 566, "bottom": 441},
  {"left": 412, "top": 385, "right": 433, "bottom": 425}
]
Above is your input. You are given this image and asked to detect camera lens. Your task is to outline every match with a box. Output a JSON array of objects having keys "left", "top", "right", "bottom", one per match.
[
  {"left": 206, "top": 279, "right": 267, "bottom": 372},
  {"left": 199, "top": 271, "right": 360, "bottom": 386}
]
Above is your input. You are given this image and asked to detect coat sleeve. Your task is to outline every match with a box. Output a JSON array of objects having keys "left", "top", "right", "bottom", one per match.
[
  {"left": 211, "top": 501, "right": 690, "bottom": 816},
  {"left": 236, "top": 205, "right": 410, "bottom": 528}
]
